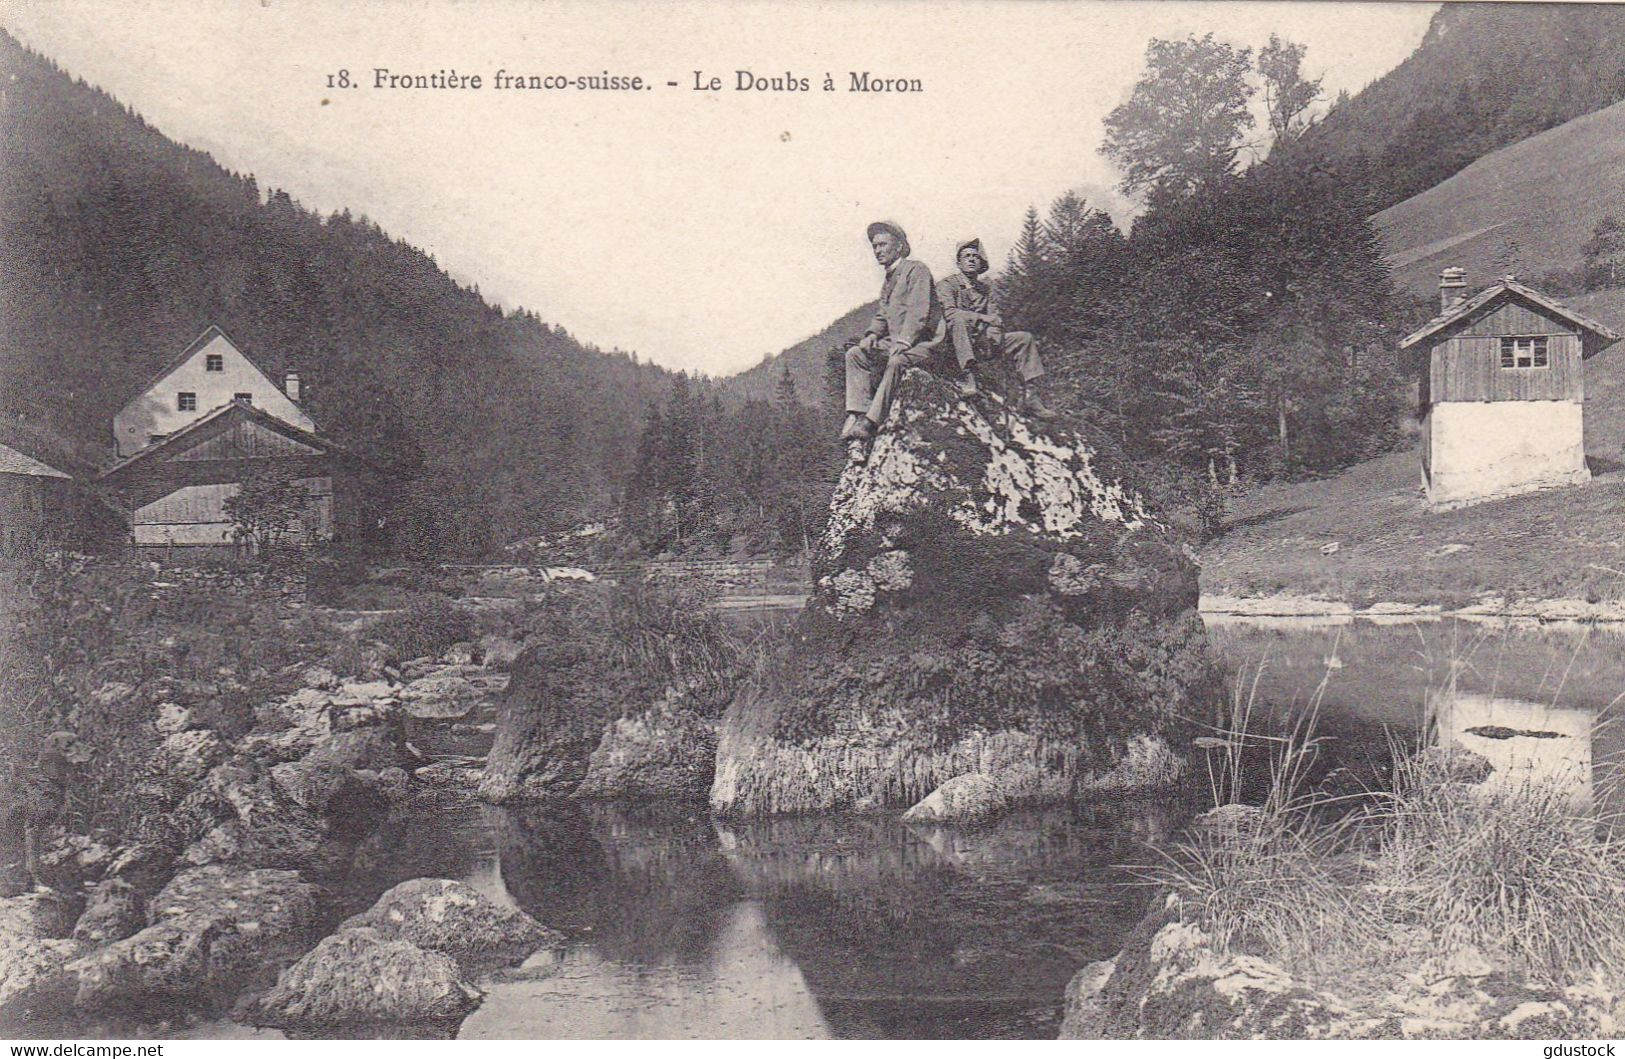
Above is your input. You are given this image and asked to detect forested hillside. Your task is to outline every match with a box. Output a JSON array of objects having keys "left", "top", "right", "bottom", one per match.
[
  {"left": 1303, "top": 2, "right": 1625, "bottom": 212},
  {"left": 722, "top": 301, "right": 876, "bottom": 409},
  {"left": 0, "top": 32, "right": 674, "bottom": 554}
]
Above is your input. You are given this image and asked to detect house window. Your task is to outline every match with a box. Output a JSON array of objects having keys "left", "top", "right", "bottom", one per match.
[
  {"left": 205, "top": 354, "right": 224, "bottom": 372},
  {"left": 233, "top": 392, "right": 253, "bottom": 404},
  {"left": 1500, "top": 336, "right": 1549, "bottom": 369},
  {"left": 177, "top": 392, "right": 197, "bottom": 411}
]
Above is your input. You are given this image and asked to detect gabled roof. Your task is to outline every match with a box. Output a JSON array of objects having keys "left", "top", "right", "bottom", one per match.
[
  {"left": 0, "top": 442, "right": 71, "bottom": 479},
  {"left": 100, "top": 399, "right": 362, "bottom": 482},
  {"left": 1400, "top": 279, "right": 1623, "bottom": 351},
  {"left": 122, "top": 325, "right": 290, "bottom": 411}
]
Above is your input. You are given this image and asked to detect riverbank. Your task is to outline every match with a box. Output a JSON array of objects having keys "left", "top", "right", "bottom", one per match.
[{"left": 1199, "top": 448, "right": 1625, "bottom": 611}]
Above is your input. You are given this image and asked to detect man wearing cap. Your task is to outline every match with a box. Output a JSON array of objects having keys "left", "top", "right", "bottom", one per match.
[
  {"left": 841, "top": 221, "right": 944, "bottom": 463},
  {"left": 938, "top": 238, "right": 1056, "bottom": 419}
]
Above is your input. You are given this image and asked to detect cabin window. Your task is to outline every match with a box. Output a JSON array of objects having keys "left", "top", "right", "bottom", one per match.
[
  {"left": 177, "top": 392, "right": 197, "bottom": 411},
  {"left": 1500, "top": 336, "right": 1549, "bottom": 369},
  {"left": 233, "top": 392, "right": 253, "bottom": 404},
  {"left": 205, "top": 354, "right": 224, "bottom": 372}
]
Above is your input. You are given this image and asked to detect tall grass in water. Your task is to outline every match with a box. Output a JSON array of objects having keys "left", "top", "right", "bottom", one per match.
[{"left": 1155, "top": 630, "right": 1625, "bottom": 996}]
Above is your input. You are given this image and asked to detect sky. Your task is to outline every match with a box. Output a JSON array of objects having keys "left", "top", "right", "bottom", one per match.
[{"left": 1, "top": 0, "right": 1437, "bottom": 375}]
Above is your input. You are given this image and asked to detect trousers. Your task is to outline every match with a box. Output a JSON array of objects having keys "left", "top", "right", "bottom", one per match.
[
  {"left": 844, "top": 340, "right": 938, "bottom": 425},
  {"left": 947, "top": 319, "right": 1044, "bottom": 382}
]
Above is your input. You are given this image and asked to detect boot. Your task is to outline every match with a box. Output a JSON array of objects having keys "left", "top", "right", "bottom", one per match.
[
  {"left": 1020, "top": 385, "right": 1058, "bottom": 420},
  {"left": 957, "top": 361, "right": 980, "bottom": 399}
]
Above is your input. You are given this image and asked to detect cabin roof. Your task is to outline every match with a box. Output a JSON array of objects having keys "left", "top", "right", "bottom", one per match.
[
  {"left": 0, "top": 442, "right": 72, "bottom": 479},
  {"left": 100, "top": 399, "right": 359, "bottom": 482},
  {"left": 1400, "top": 279, "right": 1622, "bottom": 352},
  {"left": 121, "top": 325, "right": 290, "bottom": 413}
]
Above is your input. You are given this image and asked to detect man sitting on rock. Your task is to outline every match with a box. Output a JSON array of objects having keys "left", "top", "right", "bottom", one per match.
[
  {"left": 937, "top": 237, "right": 1056, "bottom": 419},
  {"left": 841, "top": 221, "right": 944, "bottom": 464}
]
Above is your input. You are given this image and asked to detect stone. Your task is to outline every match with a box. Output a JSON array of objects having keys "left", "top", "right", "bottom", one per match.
[
  {"left": 103, "top": 842, "right": 177, "bottom": 897},
  {"left": 337, "top": 878, "right": 561, "bottom": 969},
  {"left": 270, "top": 758, "right": 390, "bottom": 826},
  {"left": 149, "top": 729, "right": 229, "bottom": 790},
  {"left": 478, "top": 635, "right": 524, "bottom": 669},
  {"left": 1057, "top": 958, "right": 1116, "bottom": 1038},
  {"left": 415, "top": 762, "right": 484, "bottom": 790},
  {"left": 253, "top": 927, "right": 482, "bottom": 1032},
  {"left": 67, "top": 865, "right": 320, "bottom": 1013},
  {"left": 0, "top": 938, "right": 81, "bottom": 1026},
  {"left": 154, "top": 702, "right": 195, "bottom": 736},
  {"left": 399, "top": 674, "right": 482, "bottom": 721},
  {"left": 332, "top": 680, "right": 397, "bottom": 708},
  {"left": 902, "top": 773, "right": 1008, "bottom": 822},
  {"left": 478, "top": 645, "right": 599, "bottom": 803},
  {"left": 709, "top": 369, "right": 1216, "bottom": 816},
  {"left": 1400, "top": 745, "right": 1495, "bottom": 791},
  {"left": 303, "top": 727, "right": 411, "bottom": 773},
  {"left": 574, "top": 687, "right": 719, "bottom": 801},
  {"left": 301, "top": 665, "right": 341, "bottom": 690},
  {"left": 180, "top": 760, "right": 335, "bottom": 876},
  {"left": 0, "top": 889, "right": 78, "bottom": 942},
  {"left": 441, "top": 642, "right": 481, "bottom": 666},
  {"left": 72, "top": 879, "right": 145, "bottom": 946}
]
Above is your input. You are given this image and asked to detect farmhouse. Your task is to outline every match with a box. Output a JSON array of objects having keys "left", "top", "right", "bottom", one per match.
[
  {"left": 1401, "top": 269, "right": 1621, "bottom": 509},
  {"left": 102, "top": 326, "right": 376, "bottom": 555}
]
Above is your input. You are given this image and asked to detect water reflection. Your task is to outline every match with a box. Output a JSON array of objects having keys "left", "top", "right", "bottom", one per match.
[
  {"left": 441, "top": 799, "right": 1170, "bottom": 1039},
  {"left": 1205, "top": 615, "right": 1625, "bottom": 816}
]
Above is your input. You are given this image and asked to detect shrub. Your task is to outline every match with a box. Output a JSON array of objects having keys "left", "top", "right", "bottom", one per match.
[{"left": 358, "top": 595, "right": 474, "bottom": 664}]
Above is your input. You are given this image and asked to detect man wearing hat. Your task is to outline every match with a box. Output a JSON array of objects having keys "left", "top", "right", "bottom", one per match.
[
  {"left": 937, "top": 237, "right": 1056, "bottom": 419},
  {"left": 841, "top": 220, "right": 944, "bottom": 463}
]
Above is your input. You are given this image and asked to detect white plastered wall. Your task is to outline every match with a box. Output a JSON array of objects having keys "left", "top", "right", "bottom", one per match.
[{"left": 1425, "top": 400, "right": 1589, "bottom": 508}]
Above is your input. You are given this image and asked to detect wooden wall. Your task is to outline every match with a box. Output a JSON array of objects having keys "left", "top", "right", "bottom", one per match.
[{"left": 1430, "top": 333, "right": 1583, "bottom": 403}]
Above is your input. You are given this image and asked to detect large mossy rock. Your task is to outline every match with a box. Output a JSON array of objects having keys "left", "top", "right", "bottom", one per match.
[
  {"left": 254, "top": 927, "right": 482, "bottom": 1034},
  {"left": 711, "top": 370, "right": 1218, "bottom": 816},
  {"left": 336, "top": 878, "right": 561, "bottom": 969},
  {"left": 66, "top": 865, "right": 321, "bottom": 1014}
]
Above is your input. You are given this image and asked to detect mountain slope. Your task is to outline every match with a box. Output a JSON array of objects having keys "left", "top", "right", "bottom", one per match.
[
  {"left": 1305, "top": 2, "right": 1625, "bottom": 213},
  {"left": 0, "top": 31, "right": 675, "bottom": 550},
  {"left": 1375, "top": 99, "right": 1625, "bottom": 297},
  {"left": 721, "top": 301, "right": 876, "bottom": 409}
]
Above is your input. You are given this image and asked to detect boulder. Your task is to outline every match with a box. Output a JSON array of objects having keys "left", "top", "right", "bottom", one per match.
[
  {"left": 72, "top": 879, "right": 145, "bottom": 946},
  {"left": 478, "top": 644, "right": 601, "bottom": 803},
  {"left": 67, "top": 865, "right": 320, "bottom": 1013},
  {"left": 332, "top": 680, "right": 398, "bottom": 708},
  {"left": 1399, "top": 745, "right": 1495, "bottom": 792},
  {"left": 148, "top": 728, "right": 230, "bottom": 790},
  {"left": 902, "top": 773, "right": 1008, "bottom": 823},
  {"left": 1057, "top": 958, "right": 1116, "bottom": 1038},
  {"left": 399, "top": 674, "right": 482, "bottom": 721},
  {"left": 270, "top": 758, "right": 391, "bottom": 835},
  {"left": 574, "top": 687, "right": 718, "bottom": 801},
  {"left": 441, "top": 642, "right": 481, "bottom": 666},
  {"left": 478, "top": 635, "right": 524, "bottom": 670},
  {"left": 154, "top": 702, "right": 195, "bottom": 736},
  {"left": 180, "top": 760, "right": 336, "bottom": 876},
  {"left": 710, "top": 370, "right": 1216, "bottom": 816},
  {"left": 302, "top": 727, "right": 411, "bottom": 773},
  {"left": 0, "top": 938, "right": 81, "bottom": 1027},
  {"left": 254, "top": 927, "right": 482, "bottom": 1032},
  {"left": 337, "top": 878, "right": 561, "bottom": 969},
  {"left": 0, "top": 889, "right": 77, "bottom": 942}
]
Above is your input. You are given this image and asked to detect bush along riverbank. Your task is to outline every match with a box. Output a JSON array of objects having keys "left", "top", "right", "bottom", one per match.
[
  {"left": 1061, "top": 744, "right": 1625, "bottom": 1039},
  {"left": 0, "top": 554, "right": 560, "bottom": 1036}
]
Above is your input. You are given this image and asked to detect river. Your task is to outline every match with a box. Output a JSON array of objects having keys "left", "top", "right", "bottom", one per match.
[{"left": 44, "top": 613, "right": 1623, "bottom": 1040}]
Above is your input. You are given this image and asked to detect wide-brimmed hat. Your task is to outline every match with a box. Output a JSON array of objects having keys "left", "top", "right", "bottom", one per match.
[
  {"left": 955, "top": 238, "right": 990, "bottom": 275},
  {"left": 866, "top": 221, "right": 910, "bottom": 256}
]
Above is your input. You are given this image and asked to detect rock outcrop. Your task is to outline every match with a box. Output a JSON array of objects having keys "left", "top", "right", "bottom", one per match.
[
  {"left": 574, "top": 687, "right": 719, "bottom": 801},
  {"left": 336, "top": 878, "right": 561, "bottom": 969},
  {"left": 254, "top": 927, "right": 482, "bottom": 1034},
  {"left": 711, "top": 370, "right": 1217, "bottom": 816},
  {"left": 66, "top": 865, "right": 320, "bottom": 1014},
  {"left": 1062, "top": 892, "right": 1621, "bottom": 1039}
]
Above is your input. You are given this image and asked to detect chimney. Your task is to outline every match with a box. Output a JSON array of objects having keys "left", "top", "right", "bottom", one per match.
[
  {"left": 284, "top": 371, "right": 302, "bottom": 403},
  {"left": 1439, "top": 267, "right": 1468, "bottom": 313}
]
